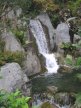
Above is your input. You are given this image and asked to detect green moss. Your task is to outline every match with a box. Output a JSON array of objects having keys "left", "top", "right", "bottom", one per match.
[
  {"left": 41, "top": 102, "right": 54, "bottom": 108},
  {"left": 0, "top": 51, "right": 25, "bottom": 66},
  {"left": 11, "top": 28, "right": 25, "bottom": 45}
]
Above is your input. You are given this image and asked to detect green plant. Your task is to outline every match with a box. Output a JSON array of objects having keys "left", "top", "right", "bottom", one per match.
[
  {"left": 0, "top": 51, "right": 25, "bottom": 66},
  {"left": 78, "top": 26, "right": 81, "bottom": 37},
  {"left": 33, "top": 0, "right": 59, "bottom": 12},
  {"left": 61, "top": 42, "right": 76, "bottom": 55},
  {"left": 0, "top": 90, "right": 31, "bottom": 108},
  {"left": 76, "top": 57, "right": 81, "bottom": 66},
  {"left": 12, "top": 28, "right": 25, "bottom": 45},
  {"left": 74, "top": 92, "right": 81, "bottom": 107},
  {"left": 65, "top": 55, "right": 73, "bottom": 65}
]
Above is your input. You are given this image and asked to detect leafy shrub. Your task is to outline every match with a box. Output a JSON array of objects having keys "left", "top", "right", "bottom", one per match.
[
  {"left": 33, "top": 0, "right": 59, "bottom": 12},
  {"left": 76, "top": 57, "right": 81, "bottom": 66},
  {"left": 74, "top": 92, "right": 81, "bottom": 108},
  {"left": 49, "top": 13, "right": 59, "bottom": 28},
  {"left": 67, "top": 0, "right": 81, "bottom": 15},
  {"left": 65, "top": 55, "right": 73, "bottom": 65},
  {"left": 61, "top": 42, "right": 76, "bottom": 55},
  {"left": 0, "top": 90, "right": 31, "bottom": 108},
  {"left": 0, "top": 51, "right": 25, "bottom": 66},
  {"left": 12, "top": 29, "right": 25, "bottom": 45}
]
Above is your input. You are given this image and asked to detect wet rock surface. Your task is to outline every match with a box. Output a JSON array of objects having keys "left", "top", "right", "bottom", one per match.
[
  {"left": 23, "top": 47, "right": 41, "bottom": 76},
  {"left": 37, "top": 13, "right": 56, "bottom": 51}
]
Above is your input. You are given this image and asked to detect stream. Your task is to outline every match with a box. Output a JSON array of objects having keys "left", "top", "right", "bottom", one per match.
[
  {"left": 29, "top": 19, "right": 81, "bottom": 108},
  {"left": 31, "top": 70, "right": 81, "bottom": 108}
]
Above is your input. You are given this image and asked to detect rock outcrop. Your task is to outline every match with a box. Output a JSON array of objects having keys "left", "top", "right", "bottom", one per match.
[
  {"left": 54, "top": 92, "right": 70, "bottom": 105},
  {"left": 0, "top": 63, "right": 29, "bottom": 93},
  {"left": 56, "top": 23, "right": 70, "bottom": 53},
  {"left": 24, "top": 47, "right": 41, "bottom": 76},
  {"left": 37, "top": 13, "right": 56, "bottom": 51},
  {"left": 1, "top": 32, "right": 24, "bottom": 52}
]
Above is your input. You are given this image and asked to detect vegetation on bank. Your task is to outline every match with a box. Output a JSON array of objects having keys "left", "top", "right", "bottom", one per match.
[
  {"left": 0, "top": 90, "right": 31, "bottom": 108},
  {"left": 0, "top": 51, "right": 25, "bottom": 66}
]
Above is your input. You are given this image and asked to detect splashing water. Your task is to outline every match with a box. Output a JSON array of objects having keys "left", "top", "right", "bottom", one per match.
[{"left": 30, "top": 19, "right": 59, "bottom": 73}]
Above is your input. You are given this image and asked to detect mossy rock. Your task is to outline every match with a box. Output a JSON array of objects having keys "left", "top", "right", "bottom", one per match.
[{"left": 41, "top": 102, "right": 58, "bottom": 108}]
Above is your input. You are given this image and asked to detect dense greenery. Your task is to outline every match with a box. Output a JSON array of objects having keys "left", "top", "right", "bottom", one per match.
[
  {"left": 0, "top": 90, "right": 31, "bottom": 108},
  {"left": 0, "top": 51, "right": 25, "bottom": 66},
  {"left": 12, "top": 28, "right": 25, "bottom": 45}
]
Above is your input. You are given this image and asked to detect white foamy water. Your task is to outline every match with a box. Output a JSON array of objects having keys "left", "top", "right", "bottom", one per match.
[{"left": 30, "top": 19, "right": 59, "bottom": 73}]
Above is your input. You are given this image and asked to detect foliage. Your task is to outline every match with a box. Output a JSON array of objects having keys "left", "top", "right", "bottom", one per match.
[
  {"left": 49, "top": 13, "right": 60, "bottom": 28},
  {"left": 12, "top": 28, "right": 25, "bottom": 45},
  {"left": 0, "top": 51, "right": 25, "bottom": 66},
  {"left": 0, "top": 90, "right": 31, "bottom": 108},
  {"left": 65, "top": 55, "right": 73, "bottom": 65},
  {"left": 78, "top": 26, "right": 81, "bottom": 37},
  {"left": 0, "top": 0, "right": 32, "bottom": 15},
  {"left": 33, "top": 0, "right": 59, "bottom": 12},
  {"left": 60, "top": 42, "right": 76, "bottom": 55},
  {"left": 67, "top": 0, "right": 81, "bottom": 15},
  {"left": 74, "top": 92, "right": 81, "bottom": 107},
  {"left": 76, "top": 57, "right": 81, "bottom": 66}
]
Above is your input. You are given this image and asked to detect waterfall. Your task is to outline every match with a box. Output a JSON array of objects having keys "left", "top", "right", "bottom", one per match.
[{"left": 30, "top": 19, "right": 59, "bottom": 73}]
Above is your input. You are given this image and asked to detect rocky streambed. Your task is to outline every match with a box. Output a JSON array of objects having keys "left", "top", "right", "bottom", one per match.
[{"left": 31, "top": 69, "right": 81, "bottom": 108}]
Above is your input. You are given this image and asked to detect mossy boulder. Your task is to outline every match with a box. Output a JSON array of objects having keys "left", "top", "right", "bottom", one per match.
[{"left": 41, "top": 102, "right": 58, "bottom": 108}]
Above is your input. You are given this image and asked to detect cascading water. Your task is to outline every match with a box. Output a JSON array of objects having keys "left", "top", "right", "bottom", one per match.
[{"left": 30, "top": 19, "right": 59, "bottom": 73}]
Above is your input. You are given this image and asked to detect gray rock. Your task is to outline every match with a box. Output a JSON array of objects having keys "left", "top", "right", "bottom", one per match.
[
  {"left": 47, "top": 86, "right": 58, "bottom": 94},
  {"left": 7, "top": 9, "right": 15, "bottom": 19},
  {"left": 0, "top": 63, "right": 29, "bottom": 92},
  {"left": 1, "top": 32, "right": 24, "bottom": 52},
  {"left": 24, "top": 48, "right": 41, "bottom": 76},
  {"left": 74, "top": 34, "right": 81, "bottom": 43},
  {"left": 37, "top": 13, "right": 56, "bottom": 50},
  {"left": 54, "top": 92, "right": 70, "bottom": 105},
  {"left": 4, "top": 8, "right": 22, "bottom": 19},
  {"left": 16, "top": 8, "right": 22, "bottom": 18},
  {"left": 58, "top": 65, "right": 73, "bottom": 73},
  {"left": 56, "top": 23, "right": 70, "bottom": 52}
]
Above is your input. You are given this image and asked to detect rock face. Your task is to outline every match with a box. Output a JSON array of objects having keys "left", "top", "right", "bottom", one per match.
[
  {"left": 56, "top": 23, "right": 70, "bottom": 52},
  {"left": 24, "top": 47, "right": 41, "bottom": 76},
  {"left": 58, "top": 65, "right": 73, "bottom": 73},
  {"left": 74, "top": 34, "right": 81, "bottom": 43},
  {"left": 37, "top": 13, "right": 56, "bottom": 51},
  {"left": 0, "top": 63, "right": 29, "bottom": 92},
  {"left": 1, "top": 32, "right": 24, "bottom": 52},
  {"left": 54, "top": 92, "right": 70, "bottom": 105},
  {"left": 47, "top": 86, "right": 58, "bottom": 94}
]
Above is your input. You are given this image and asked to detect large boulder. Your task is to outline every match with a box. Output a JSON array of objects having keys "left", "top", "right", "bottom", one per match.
[
  {"left": 1, "top": 32, "right": 24, "bottom": 52},
  {"left": 23, "top": 47, "right": 41, "bottom": 76},
  {"left": 47, "top": 86, "right": 58, "bottom": 94},
  {"left": 37, "top": 13, "right": 56, "bottom": 51},
  {"left": 0, "top": 63, "right": 29, "bottom": 93},
  {"left": 56, "top": 23, "right": 70, "bottom": 52}
]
